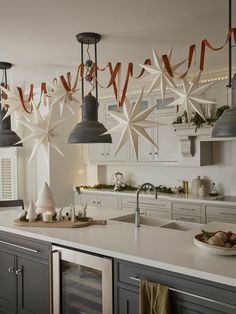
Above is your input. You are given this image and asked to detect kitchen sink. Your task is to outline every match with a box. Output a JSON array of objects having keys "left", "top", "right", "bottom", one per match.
[
  {"left": 111, "top": 214, "right": 169, "bottom": 227},
  {"left": 111, "top": 214, "right": 202, "bottom": 231},
  {"left": 160, "top": 221, "right": 202, "bottom": 231}
]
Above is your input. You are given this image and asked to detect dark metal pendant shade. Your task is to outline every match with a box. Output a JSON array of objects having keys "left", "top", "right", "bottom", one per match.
[
  {"left": 68, "top": 93, "right": 112, "bottom": 144},
  {"left": 212, "top": 73, "right": 236, "bottom": 138},
  {"left": 0, "top": 108, "right": 23, "bottom": 147}
]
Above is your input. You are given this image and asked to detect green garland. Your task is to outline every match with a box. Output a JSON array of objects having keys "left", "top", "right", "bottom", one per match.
[{"left": 76, "top": 184, "right": 174, "bottom": 194}]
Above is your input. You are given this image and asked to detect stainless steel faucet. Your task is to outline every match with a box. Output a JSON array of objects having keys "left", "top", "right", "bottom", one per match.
[{"left": 135, "top": 183, "right": 158, "bottom": 227}]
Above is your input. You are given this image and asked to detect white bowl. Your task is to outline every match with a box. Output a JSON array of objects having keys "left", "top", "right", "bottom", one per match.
[{"left": 194, "top": 233, "right": 236, "bottom": 255}]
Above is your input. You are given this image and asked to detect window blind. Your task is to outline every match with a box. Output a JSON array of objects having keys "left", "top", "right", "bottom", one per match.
[{"left": 0, "top": 148, "right": 17, "bottom": 200}]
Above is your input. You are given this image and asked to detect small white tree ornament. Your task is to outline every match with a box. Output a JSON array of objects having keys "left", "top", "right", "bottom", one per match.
[
  {"left": 26, "top": 200, "right": 37, "bottom": 222},
  {"left": 35, "top": 182, "right": 55, "bottom": 215}
]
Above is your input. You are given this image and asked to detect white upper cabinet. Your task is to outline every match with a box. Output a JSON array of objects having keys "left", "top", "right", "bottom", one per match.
[{"left": 87, "top": 92, "right": 213, "bottom": 166}]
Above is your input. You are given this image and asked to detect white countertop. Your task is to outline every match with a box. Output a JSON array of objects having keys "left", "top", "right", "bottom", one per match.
[
  {"left": 1, "top": 207, "right": 236, "bottom": 287},
  {"left": 79, "top": 189, "right": 236, "bottom": 206}
]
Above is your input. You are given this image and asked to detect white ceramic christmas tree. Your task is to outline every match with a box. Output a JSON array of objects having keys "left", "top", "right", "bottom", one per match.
[
  {"left": 35, "top": 182, "right": 55, "bottom": 215},
  {"left": 26, "top": 200, "right": 37, "bottom": 222}
]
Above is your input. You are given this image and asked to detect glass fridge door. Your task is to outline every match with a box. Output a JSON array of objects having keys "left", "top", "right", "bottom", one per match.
[
  {"left": 52, "top": 246, "right": 112, "bottom": 314},
  {"left": 61, "top": 261, "right": 102, "bottom": 314}
]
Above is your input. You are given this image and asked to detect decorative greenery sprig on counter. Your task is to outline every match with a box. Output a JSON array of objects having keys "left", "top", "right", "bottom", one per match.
[{"left": 76, "top": 184, "right": 174, "bottom": 194}]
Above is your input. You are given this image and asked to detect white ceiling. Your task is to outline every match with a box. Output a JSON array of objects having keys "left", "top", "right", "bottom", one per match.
[{"left": 0, "top": 0, "right": 235, "bottom": 86}]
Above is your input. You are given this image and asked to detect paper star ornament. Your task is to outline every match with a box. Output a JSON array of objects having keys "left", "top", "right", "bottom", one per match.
[
  {"left": 0, "top": 83, "right": 31, "bottom": 121},
  {"left": 139, "top": 48, "right": 186, "bottom": 99},
  {"left": 17, "top": 102, "right": 67, "bottom": 164},
  {"left": 168, "top": 71, "right": 216, "bottom": 122},
  {"left": 48, "top": 79, "right": 80, "bottom": 117},
  {"left": 104, "top": 89, "right": 163, "bottom": 160}
]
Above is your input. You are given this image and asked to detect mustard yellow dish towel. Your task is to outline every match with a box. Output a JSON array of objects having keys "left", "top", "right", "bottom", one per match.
[{"left": 139, "top": 279, "right": 171, "bottom": 314}]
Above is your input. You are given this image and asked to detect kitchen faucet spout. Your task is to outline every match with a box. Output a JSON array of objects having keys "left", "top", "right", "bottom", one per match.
[{"left": 135, "top": 183, "right": 157, "bottom": 227}]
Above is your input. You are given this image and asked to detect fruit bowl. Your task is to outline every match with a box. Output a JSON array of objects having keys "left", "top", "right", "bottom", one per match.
[{"left": 194, "top": 231, "right": 236, "bottom": 255}]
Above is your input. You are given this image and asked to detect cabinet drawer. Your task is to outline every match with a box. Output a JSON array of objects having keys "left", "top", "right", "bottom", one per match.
[
  {"left": 206, "top": 206, "right": 236, "bottom": 217},
  {"left": 0, "top": 232, "right": 50, "bottom": 261},
  {"left": 172, "top": 214, "right": 201, "bottom": 223},
  {"left": 80, "top": 194, "right": 97, "bottom": 206},
  {"left": 173, "top": 202, "right": 201, "bottom": 216},
  {"left": 206, "top": 216, "right": 236, "bottom": 224},
  {"left": 122, "top": 196, "right": 171, "bottom": 210},
  {"left": 146, "top": 209, "right": 171, "bottom": 219}
]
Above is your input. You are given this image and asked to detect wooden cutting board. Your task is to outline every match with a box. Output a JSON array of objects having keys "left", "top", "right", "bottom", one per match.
[{"left": 14, "top": 218, "right": 107, "bottom": 228}]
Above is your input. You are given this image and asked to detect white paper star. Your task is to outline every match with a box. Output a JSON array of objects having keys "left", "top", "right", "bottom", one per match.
[
  {"left": 0, "top": 83, "right": 32, "bottom": 121},
  {"left": 47, "top": 79, "right": 80, "bottom": 117},
  {"left": 139, "top": 48, "right": 186, "bottom": 99},
  {"left": 168, "top": 71, "right": 216, "bottom": 122},
  {"left": 16, "top": 102, "right": 67, "bottom": 164},
  {"left": 104, "top": 89, "right": 163, "bottom": 160}
]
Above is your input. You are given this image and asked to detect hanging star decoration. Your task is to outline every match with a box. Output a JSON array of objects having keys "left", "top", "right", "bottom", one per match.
[
  {"left": 168, "top": 71, "right": 216, "bottom": 123},
  {"left": 47, "top": 78, "right": 80, "bottom": 117},
  {"left": 139, "top": 48, "right": 186, "bottom": 99},
  {"left": 104, "top": 88, "right": 163, "bottom": 160},
  {"left": 16, "top": 102, "right": 67, "bottom": 164},
  {"left": 0, "top": 82, "right": 32, "bottom": 121}
]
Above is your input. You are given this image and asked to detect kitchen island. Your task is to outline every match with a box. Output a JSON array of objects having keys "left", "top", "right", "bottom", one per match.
[{"left": 0, "top": 207, "right": 236, "bottom": 313}]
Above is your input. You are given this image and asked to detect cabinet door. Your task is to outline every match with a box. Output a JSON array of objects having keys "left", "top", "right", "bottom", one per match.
[
  {"left": 98, "top": 195, "right": 120, "bottom": 210},
  {"left": 117, "top": 287, "right": 139, "bottom": 314},
  {"left": 130, "top": 126, "right": 155, "bottom": 162},
  {"left": 106, "top": 122, "right": 127, "bottom": 162},
  {"left": 17, "top": 256, "right": 50, "bottom": 314},
  {"left": 88, "top": 144, "right": 105, "bottom": 162},
  {"left": 0, "top": 250, "right": 16, "bottom": 313},
  {"left": 156, "top": 125, "right": 179, "bottom": 162}
]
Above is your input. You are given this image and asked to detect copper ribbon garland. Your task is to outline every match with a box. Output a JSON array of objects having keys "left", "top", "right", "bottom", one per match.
[{"left": 12, "top": 28, "right": 236, "bottom": 111}]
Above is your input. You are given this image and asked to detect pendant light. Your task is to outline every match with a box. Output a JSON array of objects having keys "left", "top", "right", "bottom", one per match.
[
  {"left": 0, "top": 62, "right": 22, "bottom": 147},
  {"left": 68, "top": 32, "right": 112, "bottom": 144},
  {"left": 212, "top": 0, "right": 236, "bottom": 138}
]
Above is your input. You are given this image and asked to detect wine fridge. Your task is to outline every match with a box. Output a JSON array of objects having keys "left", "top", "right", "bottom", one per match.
[{"left": 51, "top": 245, "right": 113, "bottom": 314}]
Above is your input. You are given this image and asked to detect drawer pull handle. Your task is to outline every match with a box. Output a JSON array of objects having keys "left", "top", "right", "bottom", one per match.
[
  {"left": 176, "top": 208, "right": 196, "bottom": 211},
  {"left": 0, "top": 240, "right": 39, "bottom": 253},
  {"left": 8, "top": 267, "right": 14, "bottom": 273},
  {"left": 129, "top": 276, "right": 236, "bottom": 309}
]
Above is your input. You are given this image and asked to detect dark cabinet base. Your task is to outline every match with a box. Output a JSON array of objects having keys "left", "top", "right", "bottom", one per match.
[
  {"left": 118, "top": 287, "right": 139, "bottom": 314},
  {"left": 0, "top": 231, "right": 51, "bottom": 314},
  {"left": 114, "top": 259, "right": 236, "bottom": 314}
]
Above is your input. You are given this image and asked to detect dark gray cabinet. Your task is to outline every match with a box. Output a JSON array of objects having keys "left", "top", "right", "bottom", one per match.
[
  {"left": 117, "top": 286, "right": 139, "bottom": 314},
  {"left": 0, "top": 231, "right": 51, "bottom": 314},
  {"left": 114, "top": 259, "right": 236, "bottom": 314}
]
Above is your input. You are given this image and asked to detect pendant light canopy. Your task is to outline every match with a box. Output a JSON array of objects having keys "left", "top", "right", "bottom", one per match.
[
  {"left": 68, "top": 32, "right": 112, "bottom": 144},
  {"left": 212, "top": 0, "right": 236, "bottom": 138},
  {"left": 0, "top": 62, "right": 22, "bottom": 147}
]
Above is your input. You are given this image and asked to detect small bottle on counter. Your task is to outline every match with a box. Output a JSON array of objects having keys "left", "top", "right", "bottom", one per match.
[{"left": 182, "top": 180, "right": 189, "bottom": 194}]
